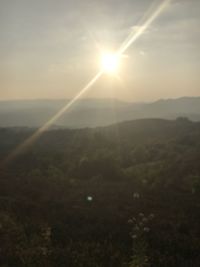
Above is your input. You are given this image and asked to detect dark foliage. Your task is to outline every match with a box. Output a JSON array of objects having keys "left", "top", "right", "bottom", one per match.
[{"left": 0, "top": 118, "right": 200, "bottom": 267}]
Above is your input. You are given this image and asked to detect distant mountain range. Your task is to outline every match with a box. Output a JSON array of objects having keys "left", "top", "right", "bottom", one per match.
[{"left": 0, "top": 96, "right": 200, "bottom": 128}]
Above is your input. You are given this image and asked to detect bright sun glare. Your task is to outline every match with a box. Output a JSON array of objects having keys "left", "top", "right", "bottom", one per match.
[{"left": 101, "top": 52, "right": 120, "bottom": 74}]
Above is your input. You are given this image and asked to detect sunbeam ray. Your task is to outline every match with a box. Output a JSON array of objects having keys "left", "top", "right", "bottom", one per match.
[
  {"left": 1, "top": 0, "right": 172, "bottom": 167},
  {"left": 118, "top": 0, "right": 171, "bottom": 55},
  {"left": 1, "top": 71, "right": 103, "bottom": 166}
]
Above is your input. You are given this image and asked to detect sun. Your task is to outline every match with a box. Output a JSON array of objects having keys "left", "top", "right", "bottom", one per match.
[{"left": 101, "top": 52, "right": 120, "bottom": 74}]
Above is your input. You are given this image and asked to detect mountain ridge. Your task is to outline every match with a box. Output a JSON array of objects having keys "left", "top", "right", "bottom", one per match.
[{"left": 0, "top": 96, "right": 200, "bottom": 128}]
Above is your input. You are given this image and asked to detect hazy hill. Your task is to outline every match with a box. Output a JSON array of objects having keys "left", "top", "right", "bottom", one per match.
[
  {"left": 0, "top": 96, "right": 200, "bottom": 128},
  {"left": 0, "top": 117, "right": 196, "bottom": 156}
]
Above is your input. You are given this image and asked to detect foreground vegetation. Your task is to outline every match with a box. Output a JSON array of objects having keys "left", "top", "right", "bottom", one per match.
[{"left": 0, "top": 118, "right": 200, "bottom": 267}]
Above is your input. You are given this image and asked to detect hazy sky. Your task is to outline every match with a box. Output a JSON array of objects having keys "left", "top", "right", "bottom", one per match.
[{"left": 0, "top": 0, "right": 199, "bottom": 101}]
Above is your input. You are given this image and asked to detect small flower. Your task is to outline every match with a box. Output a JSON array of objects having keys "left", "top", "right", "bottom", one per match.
[
  {"left": 134, "top": 225, "right": 140, "bottom": 231},
  {"left": 133, "top": 192, "right": 140, "bottom": 198},
  {"left": 132, "top": 234, "right": 137, "bottom": 239},
  {"left": 143, "top": 227, "right": 150, "bottom": 232},
  {"left": 139, "top": 222, "right": 144, "bottom": 227},
  {"left": 149, "top": 213, "right": 155, "bottom": 219},
  {"left": 142, "top": 217, "right": 148, "bottom": 223}
]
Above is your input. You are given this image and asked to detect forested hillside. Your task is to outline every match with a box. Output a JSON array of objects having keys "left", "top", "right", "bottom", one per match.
[{"left": 0, "top": 118, "right": 200, "bottom": 267}]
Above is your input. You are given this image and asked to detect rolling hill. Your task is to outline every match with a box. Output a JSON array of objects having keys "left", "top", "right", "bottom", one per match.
[{"left": 0, "top": 96, "right": 200, "bottom": 128}]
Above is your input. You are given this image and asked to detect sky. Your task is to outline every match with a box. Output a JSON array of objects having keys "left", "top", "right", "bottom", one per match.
[{"left": 0, "top": 0, "right": 199, "bottom": 102}]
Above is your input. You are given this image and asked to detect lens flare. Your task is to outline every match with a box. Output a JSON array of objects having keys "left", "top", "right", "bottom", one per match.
[
  {"left": 101, "top": 52, "right": 120, "bottom": 74},
  {"left": 1, "top": 71, "right": 103, "bottom": 167},
  {"left": 1, "top": 0, "right": 171, "bottom": 167}
]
